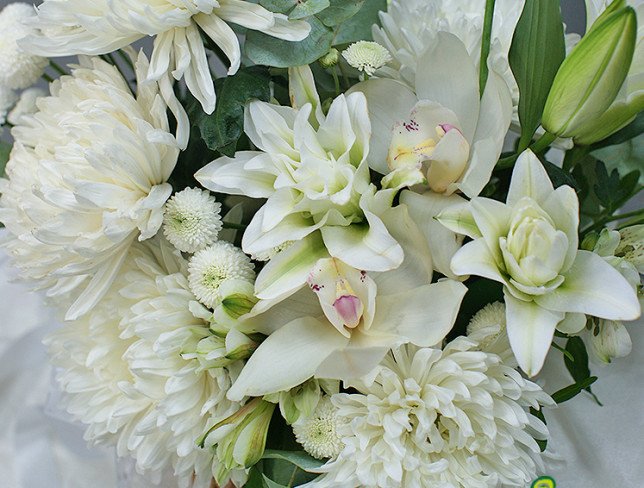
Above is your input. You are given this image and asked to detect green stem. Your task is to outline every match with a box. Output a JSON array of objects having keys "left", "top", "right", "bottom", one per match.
[
  {"left": 479, "top": 0, "right": 497, "bottom": 97},
  {"left": 117, "top": 49, "right": 135, "bottom": 71},
  {"left": 49, "top": 60, "right": 68, "bottom": 76},
  {"left": 530, "top": 131, "right": 557, "bottom": 153},
  {"left": 338, "top": 62, "right": 350, "bottom": 90},
  {"left": 552, "top": 342, "right": 574, "bottom": 362},
  {"left": 331, "top": 68, "right": 341, "bottom": 96},
  {"left": 223, "top": 221, "right": 247, "bottom": 230},
  {"left": 581, "top": 208, "right": 644, "bottom": 235},
  {"left": 42, "top": 73, "right": 54, "bottom": 83}
]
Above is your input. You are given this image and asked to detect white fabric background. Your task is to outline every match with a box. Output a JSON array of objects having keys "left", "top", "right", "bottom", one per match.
[{"left": 1, "top": 239, "right": 643, "bottom": 487}]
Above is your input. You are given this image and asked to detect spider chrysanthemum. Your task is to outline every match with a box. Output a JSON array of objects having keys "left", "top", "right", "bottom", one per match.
[
  {"left": 163, "top": 188, "right": 222, "bottom": 253},
  {"left": 0, "top": 3, "right": 48, "bottom": 90},
  {"left": 293, "top": 397, "right": 344, "bottom": 460},
  {"left": 342, "top": 41, "right": 392, "bottom": 76},
  {"left": 188, "top": 242, "right": 255, "bottom": 308}
]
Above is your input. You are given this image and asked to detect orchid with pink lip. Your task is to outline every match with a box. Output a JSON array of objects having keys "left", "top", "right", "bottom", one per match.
[{"left": 225, "top": 206, "right": 467, "bottom": 400}]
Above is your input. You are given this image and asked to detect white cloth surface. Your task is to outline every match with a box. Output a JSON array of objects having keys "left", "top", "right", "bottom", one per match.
[{"left": 0, "top": 245, "right": 642, "bottom": 488}]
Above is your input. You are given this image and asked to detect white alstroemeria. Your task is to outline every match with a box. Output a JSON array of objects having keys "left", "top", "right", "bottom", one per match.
[
  {"left": 197, "top": 66, "right": 404, "bottom": 301},
  {"left": 588, "top": 228, "right": 641, "bottom": 290},
  {"left": 0, "top": 53, "right": 180, "bottom": 320},
  {"left": 616, "top": 224, "right": 644, "bottom": 273},
  {"left": 352, "top": 32, "right": 512, "bottom": 198},
  {"left": 373, "top": 0, "right": 523, "bottom": 104},
  {"left": 306, "top": 341, "right": 552, "bottom": 488},
  {"left": 226, "top": 206, "right": 467, "bottom": 400},
  {"left": 438, "top": 150, "right": 641, "bottom": 376},
  {"left": 24, "top": 0, "right": 310, "bottom": 118}
]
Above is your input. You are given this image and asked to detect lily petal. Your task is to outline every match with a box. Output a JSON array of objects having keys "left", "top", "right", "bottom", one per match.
[{"left": 506, "top": 150, "right": 554, "bottom": 207}]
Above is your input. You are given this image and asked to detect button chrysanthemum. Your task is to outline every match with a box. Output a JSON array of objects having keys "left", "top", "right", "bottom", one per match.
[
  {"left": 310, "top": 340, "right": 553, "bottom": 488},
  {"left": 0, "top": 3, "right": 48, "bottom": 90},
  {"left": 342, "top": 41, "right": 392, "bottom": 76},
  {"left": 293, "top": 397, "right": 344, "bottom": 460},
  {"left": 163, "top": 188, "right": 223, "bottom": 253},
  {"left": 188, "top": 242, "right": 255, "bottom": 308}
]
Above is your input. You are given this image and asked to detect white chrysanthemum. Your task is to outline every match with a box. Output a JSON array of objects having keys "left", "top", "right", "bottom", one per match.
[
  {"left": 294, "top": 397, "right": 345, "bottom": 460},
  {"left": 466, "top": 301, "right": 514, "bottom": 363},
  {"left": 24, "top": 0, "right": 310, "bottom": 116},
  {"left": 45, "top": 237, "right": 246, "bottom": 488},
  {"left": 308, "top": 340, "right": 553, "bottom": 488},
  {"left": 7, "top": 87, "right": 45, "bottom": 125},
  {"left": 342, "top": 41, "right": 392, "bottom": 76},
  {"left": 373, "top": 0, "right": 523, "bottom": 103},
  {"left": 163, "top": 188, "right": 223, "bottom": 253},
  {"left": 188, "top": 242, "right": 255, "bottom": 308},
  {"left": 0, "top": 3, "right": 48, "bottom": 90},
  {"left": 0, "top": 53, "right": 180, "bottom": 320},
  {"left": 0, "top": 85, "right": 17, "bottom": 124}
]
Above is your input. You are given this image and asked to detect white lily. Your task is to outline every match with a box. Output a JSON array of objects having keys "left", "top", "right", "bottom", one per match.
[
  {"left": 438, "top": 150, "right": 641, "bottom": 376},
  {"left": 351, "top": 32, "right": 512, "bottom": 198},
  {"left": 226, "top": 206, "right": 467, "bottom": 400},
  {"left": 197, "top": 66, "right": 404, "bottom": 301}
]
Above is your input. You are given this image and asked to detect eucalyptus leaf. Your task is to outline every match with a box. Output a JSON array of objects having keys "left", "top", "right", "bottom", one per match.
[
  {"left": 259, "top": 0, "right": 296, "bottom": 15},
  {"left": 509, "top": 0, "right": 565, "bottom": 150},
  {"left": 317, "top": 0, "right": 365, "bottom": 26},
  {"left": 262, "top": 475, "right": 288, "bottom": 488},
  {"left": 245, "top": 16, "right": 334, "bottom": 68},
  {"left": 332, "top": 0, "right": 386, "bottom": 45},
  {"left": 290, "top": 0, "right": 330, "bottom": 19},
  {"left": 198, "top": 66, "right": 271, "bottom": 156}
]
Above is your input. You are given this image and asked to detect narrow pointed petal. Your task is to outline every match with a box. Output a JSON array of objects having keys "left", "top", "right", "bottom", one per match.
[
  {"left": 505, "top": 294, "right": 564, "bottom": 377},
  {"left": 506, "top": 150, "right": 554, "bottom": 206},
  {"left": 535, "top": 250, "right": 641, "bottom": 321}
]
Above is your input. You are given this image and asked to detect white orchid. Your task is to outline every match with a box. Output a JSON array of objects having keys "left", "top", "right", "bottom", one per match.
[
  {"left": 197, "top": 66, "right": 405, "bottom": 302},
  {"left": 438, "top": 150, "right": 641, "bottom": 376},
  {"left": 352, "top": 32, "right": 512, "bottom": 198},
  {"left": 225, "top": 206, "right": 467, "bottom": 400},
  {"left": 24, "top": 0, "right": 310, "bottom": 143}
]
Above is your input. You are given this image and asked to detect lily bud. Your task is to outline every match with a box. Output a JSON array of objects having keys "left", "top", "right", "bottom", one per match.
[
  {"left": 542, "top": 6, "right": 637, "bottom": 139},
  {"left": 213, "top": 279, "right": 257, "bottom": 328},
  {"left": 590, "top": 319, "right": 632, "bottom": 363},
  {"left": 200, "top": 398, "right": 276, "bottom": 485}
]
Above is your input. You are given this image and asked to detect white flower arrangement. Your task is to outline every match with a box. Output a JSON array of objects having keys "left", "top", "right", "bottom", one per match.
[{"left": 0, "top": 0, "right": 642, "bottom": 487}]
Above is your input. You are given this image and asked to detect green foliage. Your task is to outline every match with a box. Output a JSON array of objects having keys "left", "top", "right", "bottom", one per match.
[
  {"left": 591, "top": 160, "right": 640, "bottom": 213},
  {"left": 0, "top": 140, "right": 11, "bottom": 178},
  {"left": 542, "top": 159, "right": 579, "bottom": 191},
  {"left": 246, "top": 0, "right": 386, "bottom": 68},
  {"left": 529, "top": 407, "right": 548, "bottom": 452},
  {"left": 509, "top": 0, "right": 565, "bottom": 150},
  {"left": 592, "top": 111, "right": 644, "bottom": 149},
  {"left": 551, "top": 376, "right": 598, "bottom": 404},
  {"left": 564, "top": 336, "right": 602, "bottom": 404},
  {"left": 198, "top": 66, "right": 272, "bottom": 156}
]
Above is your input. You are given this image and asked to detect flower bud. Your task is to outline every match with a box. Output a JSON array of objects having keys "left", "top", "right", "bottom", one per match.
[
  {"left": 319, "top": 48, "right": 340, "bottom": 68},
  {"left": 200, "top": 398, "right": 276, "bottom": 484},
  {"left": 277, "top": 379, "right": 323, "bottom": 425},
  {"left": 542, "top": 6, "right": 637, "bottom": 138},
  {"left": 590, "top": 319, "right": 632, "bottom": 363},
  {"left": 213, "top": 279, "right": 257, "bottom": 328}
]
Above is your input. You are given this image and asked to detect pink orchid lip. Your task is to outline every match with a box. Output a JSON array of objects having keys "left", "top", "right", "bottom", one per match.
[{"left": 333, "top": 294, "right": 362, "bottom": 328}]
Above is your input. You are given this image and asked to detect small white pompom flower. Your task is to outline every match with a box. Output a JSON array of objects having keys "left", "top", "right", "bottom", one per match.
[
  {"left": 188, "top": 242, "right": 255, "bottom": 308},
  {"left": 7, "top": 87, "right": 45, "bottom": 125},
  {"left": 467, "top": 301, "right": 514, "bottom": 363},
  {"left": 163, "top": 187, "right": 222, "bottom": 253},
  {"left": 293, "top": 396, "right": 344, "bottom": 460},
  {"left": 0, "top": 3, "right": 48, "bottom": 90},
  {"left": 342, "top": 41, "right": 392, "bottom": 76}
]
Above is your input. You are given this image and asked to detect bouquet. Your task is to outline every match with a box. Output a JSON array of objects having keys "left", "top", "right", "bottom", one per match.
[{"left": 0, "top": 0, "right": 642, "bottom": 486}]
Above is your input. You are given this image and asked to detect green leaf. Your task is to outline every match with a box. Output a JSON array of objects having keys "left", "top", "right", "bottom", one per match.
[
  {"left": 246, "top": 16, "right": 334, "bottom": 68},
  {"left": 332, "top": 0, "right": 386, "bottom": 45},
  {"left": 509, "top": 0, "right": 566, "bottom": 150},
  {"left": 564, "top": 336, "right": 603, "bottom": 405},
  {"left": 529, "top": 407, "right": 548, "bottom": 452},
  {"left": 593, "top": 160, "right": 640, "bottom": 211},
  {"left": 259, "top": 0, "right": 296, "bottom": 15},
  {"left": 0, "top": 140, "right": 12, "bottom": 177},
  {"left": 542, "top": 159, "right": 580, "bottom": 191},
  {"left": 262, "top": 475, "right": 287, "bottom": 488},
  {"left": 198, "top": 66, "right": 271, "bottom": 156},
  {"left": 290, "top": 0, "right": 330, "bottom": 19},
  {"left": 317, "top": 0, "right": 365, "bottom": 26},
  {"left": 262, "top": 450, "right": 323, "bottom": 471},
  {"left": 551, "top": 376, "right": 598, "bottom": 404}
]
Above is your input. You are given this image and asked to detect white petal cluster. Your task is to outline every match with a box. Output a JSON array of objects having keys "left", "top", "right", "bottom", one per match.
[
  {"left": 0, "top": 3, "right": 48, "bottom": 90},
  {"left": 293, "top": 396, "right": 345, "bottom": 460},
  {"left": 7, "top": 87, "right": 45, "bottom": 125},
  {"left": 373, "top": 0, "right": 523, "bottom": 102},
  {"left": 163, "top": 187, "right": 222, "bottom": 253},
  {"left": 25, "top": 0, "right": 310, "bottom": 115},
  {"left": 46, "top": 237, "right": 245, "bottom": 488},
  {"left": 309, "top": 341, "right": 553, "bottom": 488},
  {"left": 188, "top": 241, "right": 255, "bottom": 308},
  {"left": 0, "top": 85, "right": 17, "bottom": 125},
  {"left": 467, "top": 301, "right": 514, "bottom": 363},
  {"left": 0, "top": 53, "right": 180, "bottom": 320},
  {"left": 342, "top": 41, "right": 392, "bottom": 76}
]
